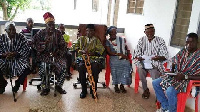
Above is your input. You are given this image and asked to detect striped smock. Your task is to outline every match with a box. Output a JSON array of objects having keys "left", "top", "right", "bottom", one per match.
[
  {"left": 160, "top": 48, "right": 200, "bottom": 92},
  {"left": 133, "top": 36, "right": 169, "bottom": 73}
]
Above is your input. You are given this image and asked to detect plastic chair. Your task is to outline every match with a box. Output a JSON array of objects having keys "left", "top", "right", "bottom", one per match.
[
  {"left": 177, "top": 80, "right": 200, "bottom": 112},
  {"left": 105, "top": 53, "right": 133, "bottom": 87},
  {"left": 134, "top": 62, "right": 168, "bottom": 109},
  {"left": 134, "top": 62, "right": 169, "bottom": 93},
  {"left": 23, "top": 77, "right": 27, "bottom": 91}
]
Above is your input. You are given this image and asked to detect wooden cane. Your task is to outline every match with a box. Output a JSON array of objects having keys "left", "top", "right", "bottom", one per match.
[{"left": 82, "top": 55, "right": 97, "bottom": 102}]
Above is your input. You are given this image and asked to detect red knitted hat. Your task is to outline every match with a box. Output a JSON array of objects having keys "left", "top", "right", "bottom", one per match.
[{"left": 43, "top": 12, "right": 55, "bottom": 24}]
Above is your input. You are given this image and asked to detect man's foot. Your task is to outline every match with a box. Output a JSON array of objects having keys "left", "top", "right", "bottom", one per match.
[
  {"left": 80, "top": 92, "right": 87, "bottom": 99},
  {"left": 92, "top": 93, "right": 98, "bottom": 99},
  {"left": 142, "top": 88, "right": 150, "bottom": 99},
  {"left": 55, "top": 86, "right": 67, "bottom": 94},
  {"left": 114, "top": 85, "right": 120, "bottom": 93},
  {"left": 40, "top": 89, "right": 50, "bottom": 96},
  {"left": 12, "top": 80, "right": 20, "bottom": 93},
  {"left": 120, "top": 84, "right": 127, "bottom": 93},
  {"left": 0, "top": 88, "right": 5, "bottom": 94},
  {"left": 0, "top": 80, "right": 7, "bottom": 94}
]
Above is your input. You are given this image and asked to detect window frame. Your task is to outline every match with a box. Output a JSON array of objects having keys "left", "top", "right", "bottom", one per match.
[{"left": 126, "top": 0, "right": 144, "bottom": 15}]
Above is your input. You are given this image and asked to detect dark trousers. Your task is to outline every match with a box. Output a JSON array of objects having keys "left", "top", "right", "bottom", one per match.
[
  {"left": 0, "top": 68, "right": 30, "bottom": 87},
  {"left": 78, "top": 62, "right": 100, "bottom": 94},
  {"left": 17, "top": 68, "right": 30, "bottom": 85},
  {"left": 30, "top": 49, "right": 37, "bottom": 70},
  {"left": 0, "top": 73, "right": 7, "bottom": 88},
  {"left": 66, "top": 51, "right": 72, "bottom": 75}
]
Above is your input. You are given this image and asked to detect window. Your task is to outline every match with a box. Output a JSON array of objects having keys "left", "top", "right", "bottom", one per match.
[
  {"left": 127, "top": 0, "right": 144, "bottom": 14},
  {"left": 92, "top": 0, "right": 99, "bottom": 12},
  {"left": 170, "top": 0, "right": 193, "bottom": 47}
]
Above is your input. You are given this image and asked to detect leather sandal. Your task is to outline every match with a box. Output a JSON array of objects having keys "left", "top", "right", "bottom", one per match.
[
  {"left": 40, "top": 89, "right": 50, "bottom": 96},
  {"left": 120, "top": 85, "right": 127, "bottom": 93},
  {"left": 142, "top": 88, "right": 150, "bottom": 99},
  {"left": 114, "top": 85, "right": 120, "bottom": 93}
]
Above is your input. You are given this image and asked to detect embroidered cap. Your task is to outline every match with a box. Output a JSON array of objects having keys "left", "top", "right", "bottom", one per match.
[
  {"left": 43, "top": 12, "right": 55, "bottom": 24},
  {"left": 145, "top": 24, "right": 154, "bottom": 30}
]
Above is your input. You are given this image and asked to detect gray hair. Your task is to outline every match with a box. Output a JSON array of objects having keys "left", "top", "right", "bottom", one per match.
[
  {"left": 5, "top": 21, "right": 15, "bottom": 30},
  {"left": 27, "top": 18, "right": 34, "bottom": 23}
]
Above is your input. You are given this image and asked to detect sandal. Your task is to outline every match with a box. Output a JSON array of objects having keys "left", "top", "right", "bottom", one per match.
[
  {"left": 114, "top": 85, "right": 120, "bottom": 93},
  {"left": 142, "top": 88, "right": 150, "bottom": 99},
  {"left": 120, "top": 85, "right": 127, "bottom": 93}
]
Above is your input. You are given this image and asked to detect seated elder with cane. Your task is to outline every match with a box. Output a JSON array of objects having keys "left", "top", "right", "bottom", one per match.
[{"left": 0, "top": 21, "right": 30, "bottom": 94}]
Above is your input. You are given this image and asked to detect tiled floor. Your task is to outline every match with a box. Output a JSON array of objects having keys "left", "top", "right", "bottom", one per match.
[{"left": 0, "top": 70, "right": 192, "bottom": 112}]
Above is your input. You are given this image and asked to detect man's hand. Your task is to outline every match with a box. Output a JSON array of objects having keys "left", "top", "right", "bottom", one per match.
[
  {"left": 4, "top": 52, "right": 17, "bottom": 59},
  {"left": 174, "top": 72, "right": 185, "bottom": 80},
  {"left": 152, "top": 56, "right": 166, "bottom": 61},
  {"left": 117, "top": 53, "right": 128, "bottom": 60},
  {"left": 38, "top": 42, "right": 46, "bottom": 52}
]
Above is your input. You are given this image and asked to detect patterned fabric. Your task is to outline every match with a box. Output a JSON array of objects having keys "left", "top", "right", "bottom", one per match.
[
  {"left": 160, "top": 48, "right": 200, "bottom": 92},
  {"left": 0, "top": 33, "right": 30, "bottom": 76},
  {"left": 133, "top": 36, "right": 169, "bottom": 73},
  {"left": 72, "top": 36, "right": 105, "bottom": 62},
  {"left": 106, "top": 37, "right": 132, "bottom": 85},
  {"left": 32, "top": 29, "right": 66, "bottom": 76},
  {"left": 20, "top": 27, "right": 32, "bottom": 47}
]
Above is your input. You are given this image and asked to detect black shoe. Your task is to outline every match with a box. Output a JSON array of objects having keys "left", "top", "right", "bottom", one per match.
[
  {"left": 12, "top": 80, "right": 20, "bottom": 93},
  {"left": 55, "top": 86, "right": 67, "bottom": 94},
  {"left": 40, "top": 89, "right": 50, "bottom": 96},
  {"left": 0, "top": 80, "right": 7, "bottom": 94},
  {"left": 80, "top": 92, "right": 87, "bottom": 99},
  {"left": 0, "top": 88, "right": 5, "bottom": 94},
  {"left": 114, "top": 85, "right": 120, "bottom": 93},
  {"left": 142, "top": 88, "right": 150, "bottom": 99},
  {"left": 120, "top": 84, "right": 127, "bottom": 93}
]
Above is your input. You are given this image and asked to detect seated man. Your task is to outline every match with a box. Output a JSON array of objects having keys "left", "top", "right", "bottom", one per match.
[
  {"left": 57, "top": 24, "right": 73, "bottom": 80},
  {"left": 32, "top": 12, "right": 67, "bottom": 96},
  {"left": 20, "top": 18, "right": 37, "bottom": 74},
  {"left": 153, "top": 33, "right": 200, "bottom": 112},
  {"left": 0, "top": 22, "right": 30, "bottom": 94},
  {"left": 72, "top": 24, "right": 105, "bottom": 99},
  {"left": 133, "top": 24, "right": 169, "bottom": 99}
]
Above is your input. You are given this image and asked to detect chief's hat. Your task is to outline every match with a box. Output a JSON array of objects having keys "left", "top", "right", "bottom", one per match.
[
  {"left": 145, "top": 24, "right": 154, "bottom": 30},
  {"left": 43, "top": 12, "right": 55, "bottom": 24}
]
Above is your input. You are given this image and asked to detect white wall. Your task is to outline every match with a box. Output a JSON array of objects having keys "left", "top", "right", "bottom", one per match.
[
  {"left": 117, "top": 0, "right": 180, "bottom": 57},
  {"left": 117, "top": 0, "right": 200, "bottom": 110},
  {"left": 11, "top": 0, "right": 109, "bottom": 26}
]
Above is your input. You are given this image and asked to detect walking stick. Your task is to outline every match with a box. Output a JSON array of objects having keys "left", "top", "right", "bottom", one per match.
[
  {"left": 82, "top": 55, "right": 97, "bottom": 102},
  {"left": 51, "top": 55, "right": 57, "bottom": 97},
  {"left": 6, "top": 60, "right": 17, "bottom": 102}
]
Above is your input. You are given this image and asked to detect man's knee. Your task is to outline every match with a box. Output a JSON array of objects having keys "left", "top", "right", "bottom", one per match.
[
  {"left": 152, "top": 78, "right": 161, "bottom": 87},
  {"left": 166, "top": 86, "right": 176, "bottom": 96}
]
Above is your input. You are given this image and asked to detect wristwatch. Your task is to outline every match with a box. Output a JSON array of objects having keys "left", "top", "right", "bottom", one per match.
[{"left": 185, "top": 75, "right": 189, "bottom": 80}]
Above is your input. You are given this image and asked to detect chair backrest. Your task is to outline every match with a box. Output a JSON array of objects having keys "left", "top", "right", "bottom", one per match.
[{"left": 77, "top": 24, "right": 107, "bottom": 46}]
